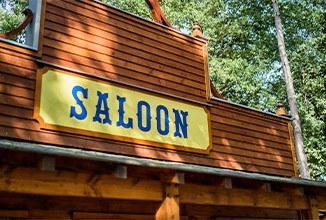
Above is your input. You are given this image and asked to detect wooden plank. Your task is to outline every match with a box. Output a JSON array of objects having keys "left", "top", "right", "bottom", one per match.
[
  {"left": 0, "top": 166, "right": 163, "bottom": 201},
  {"left": 0, "top": 45, "right": 37, "bottom": 60},
  {"left": 0, "top": 210, "right": 29, "bottom": 218},
  {"left": 183, "top": 205, "right": 300, "bottom": 219},
  {"left": 213, "top": 138, "right": 292, "bottom": 157},
  {"left": 29, "top": 210, "right": 71, "bottom": 219},
  {"left": 44, "top": 9, "right": 204, "bottom": 70},
  {"left": 212, "top": 123, "right": 290, "bottom": 145},
  {"left": 179, "top": 183, "right": 308, "bottom": 210},
  {"left": 42, "top": 29, "right": 205, "bottom": 87},
  {"left": 71, "top": 0, "right": 204, "bottom": 49},
  {"left": 75, "top": 0, "right": 204, "bottom": 48},
  {"left": 46, "top": 0, "right": 204, "bottom": 59},
  {"left": 210, "top": 151, "right": 294, "bottom": 171},
  {"left": 0, "top": 93, "right": 34, "bottom": 109},
  {"left": 156, "top": 183, "right": 180, "bottom": 220},
  {"left": 40, "top": 56, "right": 206, "bottom": 102},
  {"left": 211, "top": 102, "right": 290, "bottom": 128},
  {"left": 0, "top": 72, "right": 35, "bottom": 89},
  {"left": 0, "top": 50, "right": 36, "bottom": 70},
  {"left": 73, "top": 212, "right": 155, "bottom": 220},
  {"left": 0, "top": 82, "right": 34, "bottom": 98},
  {"left": 0, "top": 62, "right": 36, "bottom": 79},
  {"left": 213, "top": 129, "right": 292, "bottom": 151},
  {"left": 0, "top": 103, "right": 33, "bottom": 118},
  {"left": 41, "top": 42, "right": 206, "bottom": 93},
  {"left": 211, "top": 109, "right": 289, "bottom": 133},
  {"left": 211, "top": 114, "right": 290, "bottom": 138},
  {"left": 212, "top": 145, "right": 293, "bottom": 164},
  {"left": 43, "top": 18, "right": 205, "bottom": 79},
  {"left": 0, "top": 124, "right": 295, "bottom": 177}
]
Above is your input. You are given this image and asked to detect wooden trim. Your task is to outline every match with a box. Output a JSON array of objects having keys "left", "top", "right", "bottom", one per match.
[
  {"left": 0, "top": 9, "right": 33, "bottom": 39},
  {"left": 288, "top": 122, "right": 299, "bottom": 177},
  {"left": 203, "top": 44, "right": 211, "bottom": 101},
  {"left": 155, "top": 183, "right": 180, "bottom": 220},
  {"left": 35, "top": 0, "right": 47, "bottom": 57},
  {"left": 33, "top": 66, "right": 212, "bottom": 154},
  {"left": 37, "top": 60, "right": 212, "bottom": 107},
  {"left": 2, "top": 138, "right": 326, "bottom": 188}
]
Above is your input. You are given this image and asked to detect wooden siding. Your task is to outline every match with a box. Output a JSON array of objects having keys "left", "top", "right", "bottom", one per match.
[
  {"left": 0, "top": 0, "right": 295, "bottom": 177},
  {"left": 42, "top": 0, "right": 208, "bottom": 103}
]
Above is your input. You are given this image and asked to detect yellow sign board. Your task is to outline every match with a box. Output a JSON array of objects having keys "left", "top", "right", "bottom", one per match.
[{"left": 34, "top": 68, "right": 211, "bottom": 152}]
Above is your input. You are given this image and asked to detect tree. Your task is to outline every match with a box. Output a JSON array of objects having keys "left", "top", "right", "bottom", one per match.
[
  {"left": 2, "top": 0, "right": 325, "bottom": 180},
  {"left": 103, "top": 0, "right": 326, "bottom": 180},
  {"left": 271, "top": 0, "right": 310, "bottom": 178},
  {"left": 0, "top": 0, "right": 28, "bottom": 43}
]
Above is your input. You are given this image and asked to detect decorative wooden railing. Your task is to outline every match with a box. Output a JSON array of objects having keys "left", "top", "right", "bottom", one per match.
[{"left": 0, "top": 8, "right": 33, "bottom": 39}]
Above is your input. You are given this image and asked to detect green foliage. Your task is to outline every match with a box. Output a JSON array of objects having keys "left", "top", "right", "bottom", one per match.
[
  {"left": 101, "top": 0, "right": 151, "bottom": 19},
  {"left": 102, "top": 0, "right": 326, "bottom": 180},
  {"left": 0, "top": 0, "right": 29, "bottom": 43},
  {"left": 2, "top": 0, "right": 324, "bottom": 179}
]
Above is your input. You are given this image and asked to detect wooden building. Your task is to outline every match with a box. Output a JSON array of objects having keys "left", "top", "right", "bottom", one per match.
[{"left": 0, "top": 0, "right": 325, "bottom": 219}]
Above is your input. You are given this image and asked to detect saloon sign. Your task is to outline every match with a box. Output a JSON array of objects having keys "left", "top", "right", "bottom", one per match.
[{"left": 34, "top": 68, "right": 211, "bottom": 152}]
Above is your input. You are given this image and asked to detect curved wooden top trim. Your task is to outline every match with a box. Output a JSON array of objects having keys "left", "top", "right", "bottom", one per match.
[
  {"left": 0, "top": 8, "right": 33, "bottom": 39},
  {"left": 145, "top": 0, "right": 173, "bottom": 28}
]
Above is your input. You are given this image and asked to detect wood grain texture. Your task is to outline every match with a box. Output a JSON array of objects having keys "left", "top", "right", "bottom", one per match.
[{"left": 0, "top": 0, "right": 295, "bottom": 177}]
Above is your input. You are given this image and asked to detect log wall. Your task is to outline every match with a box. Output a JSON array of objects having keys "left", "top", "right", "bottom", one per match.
[{"left": 0, "top": 0, "right": 295, "bottom": 177}]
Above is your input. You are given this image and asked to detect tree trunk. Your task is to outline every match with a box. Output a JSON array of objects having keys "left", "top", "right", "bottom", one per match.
[{"left": 271, "top": 0, "right": 310, "bottom": 178}]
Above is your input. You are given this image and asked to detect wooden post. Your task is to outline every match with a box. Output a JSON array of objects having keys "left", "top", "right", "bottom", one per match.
[
  {"left": 307, "top": 196, "right": 320, "bottom": 220},
  {"left": 156, "top": 183, "right": 180, "bottom": 220}
]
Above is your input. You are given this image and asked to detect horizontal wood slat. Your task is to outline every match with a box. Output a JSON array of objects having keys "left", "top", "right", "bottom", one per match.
[
  {"left": 46, "top": 0, "right": 204, "bottom": 60},
  {"left": 40, "top": 55, "right": 206, "bottom": 102},
  {"left": 44, "top": 5, "right": 204, "bottom": 70},
  {"left": 42, "top": 26, "right": 205, "bottom": 84},
  {"left": 0, "top": 0, "right": 295, "bottom": 177},
  {"left": 41, "top": 42, "right": 206, "bottom": 95}
]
